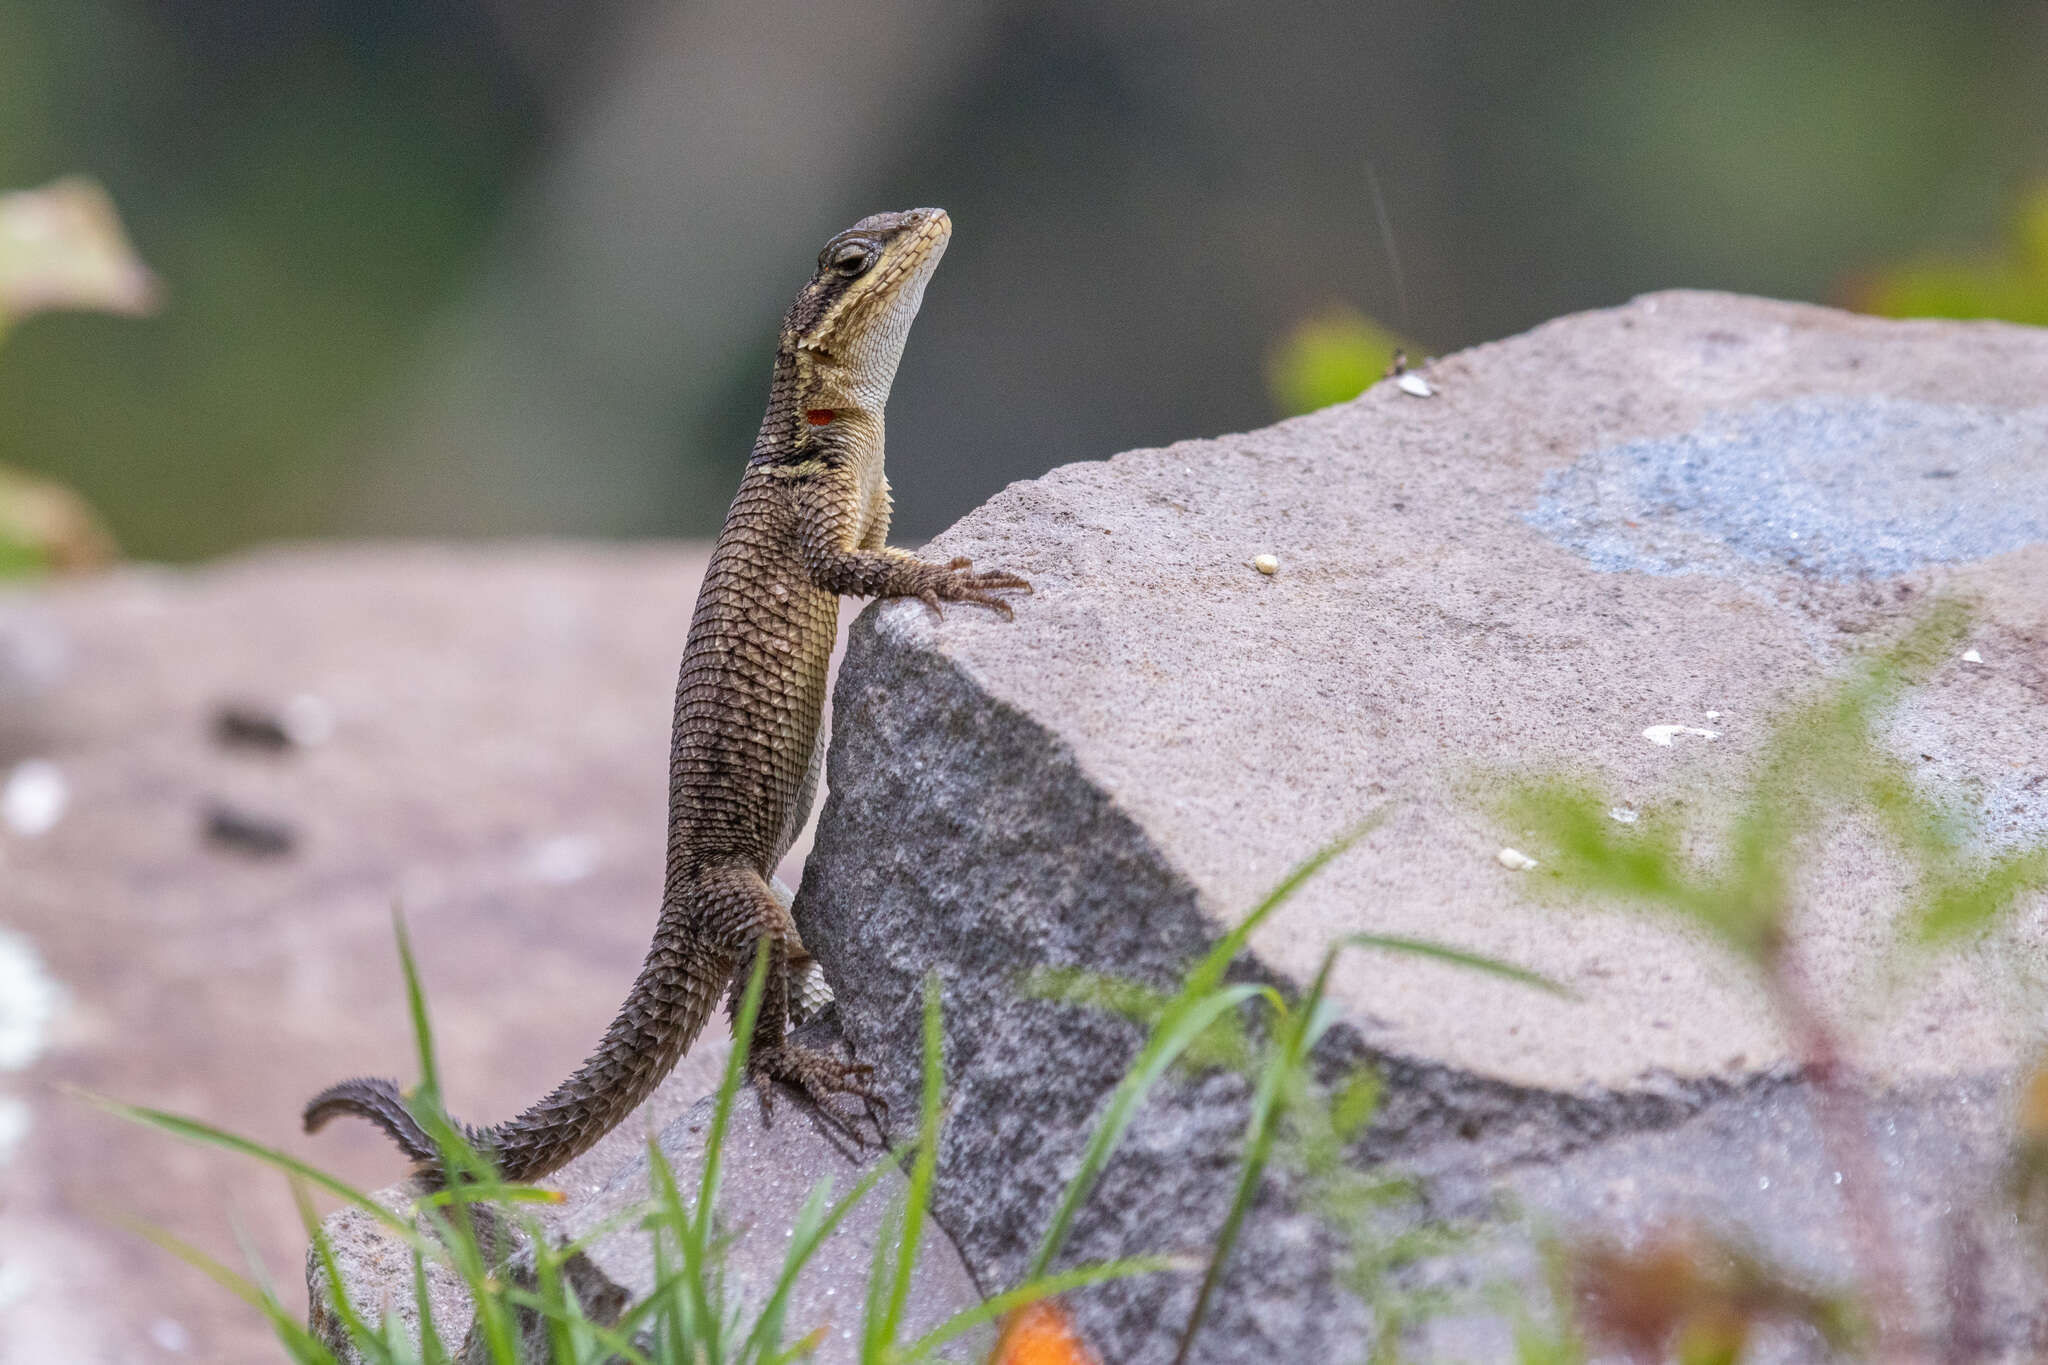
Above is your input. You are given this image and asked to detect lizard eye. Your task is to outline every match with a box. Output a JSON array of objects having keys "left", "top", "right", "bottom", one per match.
[{"left": 826, "top": 242, "right": 873, "bottom": 277}]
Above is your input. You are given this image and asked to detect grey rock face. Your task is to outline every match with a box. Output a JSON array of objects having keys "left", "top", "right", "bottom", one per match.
[{"left": 794, "top": 293, "right": 2048, "bottom": 1361}]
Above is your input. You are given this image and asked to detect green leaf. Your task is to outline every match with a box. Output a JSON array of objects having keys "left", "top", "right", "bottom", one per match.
[{"left": 1911, "top": 847, "right": 2048, "bottom": 944}]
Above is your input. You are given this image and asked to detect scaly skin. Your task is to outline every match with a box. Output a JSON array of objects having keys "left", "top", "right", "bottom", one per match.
[{"left": 303, "top": 208, "right": 1027, "bottom": 1182}]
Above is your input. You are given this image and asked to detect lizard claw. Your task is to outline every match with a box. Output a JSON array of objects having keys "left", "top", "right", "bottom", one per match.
[
  {"left": 750, "top": 1044, "right": 888, "bottom": 1142},
  {"left": 924, "top": 558, "right": 1032, "bottom": 619}
]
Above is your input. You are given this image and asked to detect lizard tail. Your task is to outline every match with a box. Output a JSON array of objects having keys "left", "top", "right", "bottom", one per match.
[
  {"left": 303, "top": 893, "right": 742, "bottom": 1185},
  {"left": 303, "top": 1077, "right": 442, "bottom": 1165}
]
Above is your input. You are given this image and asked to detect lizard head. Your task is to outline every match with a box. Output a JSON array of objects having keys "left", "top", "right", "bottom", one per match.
[{"left": 783, "top": 207, "right": 951, "bottom": 412}]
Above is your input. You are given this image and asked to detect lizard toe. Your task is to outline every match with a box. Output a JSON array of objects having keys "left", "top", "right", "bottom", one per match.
[{"left": 751, "top": 1044, "right": 889, "bottom": 1143}]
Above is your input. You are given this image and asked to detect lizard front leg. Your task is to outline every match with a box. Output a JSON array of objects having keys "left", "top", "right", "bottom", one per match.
[{"left": 791, "top": 471, "right": 1031, "bottom": 617}]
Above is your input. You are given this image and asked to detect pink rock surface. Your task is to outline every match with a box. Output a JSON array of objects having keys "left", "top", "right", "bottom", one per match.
[{"left": 1, "top": 543, "right": 748, "bottom": 1363}]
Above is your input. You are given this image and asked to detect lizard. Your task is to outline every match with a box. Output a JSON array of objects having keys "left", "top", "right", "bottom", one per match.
[{"left": 303, "top": 207, "right": 1028, "bottom": 1183}]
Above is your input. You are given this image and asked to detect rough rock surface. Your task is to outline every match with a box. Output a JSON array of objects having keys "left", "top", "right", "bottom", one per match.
[{"left": 795, "top": 293, "right": 2048, "bottom": 1361}]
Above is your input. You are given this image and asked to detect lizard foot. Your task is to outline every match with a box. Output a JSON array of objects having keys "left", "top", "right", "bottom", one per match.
[
  {"left": 917, "top": 557, "right": 1033, "bottom": 621},
  {"left": 750, "top": 1043, "right": 889, "bottom": 1141}
]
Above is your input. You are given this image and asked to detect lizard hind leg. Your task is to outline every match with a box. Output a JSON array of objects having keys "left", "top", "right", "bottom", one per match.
[{"left": 710, "top": 866, "right": 886, "bottom": 1138}]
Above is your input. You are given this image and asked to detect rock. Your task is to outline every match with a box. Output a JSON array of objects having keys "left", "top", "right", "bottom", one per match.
[
  {"left": 308, "top": 1082, "right": 988, "bottom": 1364},
  {"left": 795, "top": 293, "right": 2048, "bottom": 1361},
  {"left": 0, "top": 601, "right": 67, "bottom": 711}
]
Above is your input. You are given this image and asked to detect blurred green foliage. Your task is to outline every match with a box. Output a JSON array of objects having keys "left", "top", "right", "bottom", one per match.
[
  {"left": 1849, "top": 180, "right": 2048, "bottom": 327},
  {"left": 0, "top": 0, "right": 536, "bottom": 560},
  {"left": 1031, "top": 812, "right": 1569, "bottom": 1360},
  {"left": 0, "top": 174, "right": 151, "bottom": 574},
  {"left": 1501, "top": 602, "right": 2048, "bottom": 970},
  {"left": 0, "top": 1, "right": 2042, "bottom": 560},
  {"left": 1265, "top": 309, "right": 1420, "bottom": 418},
  {"left": 1501, "top": 605, "right": 2048, "bottom": 1361}
]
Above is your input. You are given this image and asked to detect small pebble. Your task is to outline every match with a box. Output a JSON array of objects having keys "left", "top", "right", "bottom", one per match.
[
  {"left": 1396, "top": 373, "right": 1434, "bottom": 398},
  {"left": 212, "top": 704, "right": 291, "bottom": 750},
  {"left": 1252, "top": 553, "right": 1280, "bottom": 575},
  {"left": 1608, "top": 806, "right": 1639, "bottom": 824},
  {"left": 1496, "top": 847, "right": 1539, "bottom": 871},
  {"left": 213, "top": 694, "right": 336, "bottom": 751},
  {"left": 202, "top": 802, "right": 296, "bottom": 858},
  {"left": 1962, "top": 649, "right": 1984, "bottom": 664}
]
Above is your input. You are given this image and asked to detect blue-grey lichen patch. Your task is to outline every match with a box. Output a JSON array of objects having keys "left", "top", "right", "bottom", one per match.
[{"left": 1528, "top": 397, "right": 2048, "bottom": 578}]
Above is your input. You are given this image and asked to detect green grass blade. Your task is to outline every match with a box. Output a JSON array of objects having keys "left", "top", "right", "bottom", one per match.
[
  {"left": 392, "top": 908, "right": 442, "bottom": 1103},
  {"left": 701, "top": 942, "right": 773, "bottom": 1245},
  {"left": 1186, "top": 811, "right": 1388, "bottom": 997},
  {"left": 766, "top": 1326, "right": 830, "bottom": 1365},
  {"left": 872, "top": 974, "right": 947, "bottom": 1355},
  {"left": 647, "top": 1132, "right": 722, "bottom": 1357},
  {"left": 294, "top": 1180, "right": 401, "bottom": 1365},
  {"left": 75, "top": 1089, "right": 417, "bottom": 1239},
  {"left": 741, "top": 1154, "right": 901, "bottom": 1362},
  {"left": 414, "top": 1183, "right": 566, "bottom": 1214},
  {"left": 1174, "top": 954, "right": 1340, "bottom": 1364},
  {"left": 411, "top": 1250, "right": 451, "bottom": 1365},
  {"left": 415, "top": 1199, "right": 520, "bottom": 1365},
  {"left": 899, "top": 1257, "right": 1178, "bottom": 1364},
  {"left": 495, "top": 1285, "right": 656, "bottom": 1365},
  {"left": 1336, "top": 932, "right": 1572, "bottom": 998},
  {"left": 1026, "top": 981, "right": 1267, "bottom": 1280},
  {"left": 860, "top": 1189, "right": 908, "bottom": 1363},
  {"left": 121, "top": 1216, "right": 341, "bottom": 1364},
  {"left": 738, "top": 1177, "right": 832, "bottom": 1362}
]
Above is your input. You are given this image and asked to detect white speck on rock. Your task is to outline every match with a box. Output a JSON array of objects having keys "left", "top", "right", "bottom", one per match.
[
  {"left": 1396, "top": 373, "right": 1434, "bottom": 398},
  {"left": 1962, "top": 648, "right": 1984, "bottom": 664},
  {"left": 2, "top": 759, "right": 67, "bottom": 837},
  {"left": 1496, "top": 847, "right": 1540, "bottom": 871},
  {"left": 0, "top": 928, "right": 62, "bottom": 1071},
  {"left": 1704, "top": 710, "right": 1722, "bottom": 720},
  {"left": 1252, "top": 553, "right": 1280, "bottom": 575},
  {"left": 1643, "top": 725, "right": 1719, "bottom": 747},
  {"left": 1608, "top": 807, "right": 1639, "bottom": 824},
  {"left": 522, "top": 834, "right": 601, "bottom": 886},
  {"left": 148, "top": 1317, "right": 191, "bottom": 1353}
]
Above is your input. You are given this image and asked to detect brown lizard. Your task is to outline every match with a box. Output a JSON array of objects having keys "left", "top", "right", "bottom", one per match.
[{"left": 303, "top": 207, "right": 1028, "bottom": 1182}]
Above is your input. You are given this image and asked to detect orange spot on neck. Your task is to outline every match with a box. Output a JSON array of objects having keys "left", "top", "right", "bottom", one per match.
[{"left": 805, "top": 408, "right": 835, "bottom": 426}]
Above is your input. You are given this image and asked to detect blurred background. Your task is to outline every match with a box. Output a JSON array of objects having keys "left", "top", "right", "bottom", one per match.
[
  {"left": 3, "top": 4, "right": 2047, "bottom": 1360},
  {"left": 2, "top": 0, "right": 2046, "bottom": 568}
]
